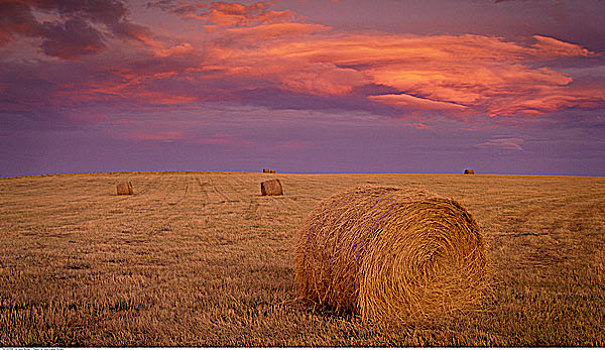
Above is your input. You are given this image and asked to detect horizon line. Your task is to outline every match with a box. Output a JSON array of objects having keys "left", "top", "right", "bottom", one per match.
[{"left": 1, "top": 169, "right": 603, "bottom": 180}]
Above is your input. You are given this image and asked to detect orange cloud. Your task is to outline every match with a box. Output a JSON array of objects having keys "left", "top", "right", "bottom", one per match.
[
  {"left": 200, "top": 28, "right": 602, "bottom": 116},
  {"left": 153, "top": 42, "right": 194, "bottom": 57},
  {"left": 200, "top": 2, "right": 296, "bottom": 27},
  {"left": 25, "top": 2, "right": 601, "bottom": 120},
  {"left": 156, "top": 1, "right": 297, "bottom": 27},
  {"left": 222, "top": 22, "right": 330, "bottom": 40},
  {"left": 531, "top": 35, "right": 593, "bottom": 57},
  {"left": 368, "top": 94, "right": 469, "bottom": 112}
]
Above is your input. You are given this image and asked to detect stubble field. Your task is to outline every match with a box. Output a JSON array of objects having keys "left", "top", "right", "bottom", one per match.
[{"left": 1, "top": 171, "right": 604, "bottom": 346}]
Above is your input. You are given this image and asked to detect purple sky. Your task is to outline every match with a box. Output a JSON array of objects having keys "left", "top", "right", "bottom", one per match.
[{"left": 1, "top": 0, "right": 604, "bottom": 177}]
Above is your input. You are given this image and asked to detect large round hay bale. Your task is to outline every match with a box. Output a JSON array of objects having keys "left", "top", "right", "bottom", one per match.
[
  {"left": 295, "top": 185, "right": 486, "bottom": 323},
  {"left": 464, "top": 168, "right": 475, "bottom": 175},
  {"left": 263, "top": 168, "right": 270, "bottom": 173},
  {"left": 261, "top": 179, "right": 283, "bottom": 196},
  {"left": 116, "top": 181, "right": 134, "bottom": 195}
]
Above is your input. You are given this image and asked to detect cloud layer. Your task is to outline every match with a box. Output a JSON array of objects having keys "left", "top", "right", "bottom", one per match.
[
  {"left": 2, "top": 0, "right": 603, "bottom": 126},
  {"left": 1, "top": 0, "right": 604, "bottom": 176},
  {"left": 0, "top": 0, "right": 152, "bottom": 59}
]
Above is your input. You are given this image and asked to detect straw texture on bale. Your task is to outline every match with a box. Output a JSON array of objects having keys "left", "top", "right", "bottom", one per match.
[
  {"left": 464, "top": 169, "right": 475, "bottom": 175},
  {"left": 295, "top": 185, "right": 486, "bottom": 322},
  {"left": 270, "top": 170, "right": 276, "bottom": 174},
  {"left": 261, "top": 179, "right": 283, "bottom": 196},
  {"left": 263, "top": 168, "right": 270, "bottom": 173},
  {"left": 116, "top": 181, "right": 134, "bottom": 195}
]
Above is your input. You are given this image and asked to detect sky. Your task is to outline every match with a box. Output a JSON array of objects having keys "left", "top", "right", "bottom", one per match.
[{"left": 1, "top": 0, "right": 604, "bottom": 177}]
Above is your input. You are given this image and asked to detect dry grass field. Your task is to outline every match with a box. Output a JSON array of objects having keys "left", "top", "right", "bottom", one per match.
[{"left": 1, "top": 172, "right": 604, "bottom": 346}]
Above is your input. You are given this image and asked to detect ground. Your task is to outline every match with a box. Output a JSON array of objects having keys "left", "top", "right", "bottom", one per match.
[{"left": 1, "top": 172, "right": 604, "bottom": 346}]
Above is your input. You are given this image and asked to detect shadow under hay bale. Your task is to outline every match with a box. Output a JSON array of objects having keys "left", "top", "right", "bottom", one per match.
[
  {"left": 295, "top": 185, "right": 486, "bottom": 323},
  {"left": 263, "top": 168, "right": 270, "bottom": 173},
  {"left": 464, "top": 169, "right": 475, "bottom": 175},
  {"left": 261, "top": 179, "right": 283, "bottom": 196},
  {"left": 116, "top": 181, "right": 134, "bottom": 195}
]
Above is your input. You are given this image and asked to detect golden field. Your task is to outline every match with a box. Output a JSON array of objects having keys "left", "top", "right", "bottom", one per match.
[{"left": 0, "top": 171, "right": 604, "bottom": 346}]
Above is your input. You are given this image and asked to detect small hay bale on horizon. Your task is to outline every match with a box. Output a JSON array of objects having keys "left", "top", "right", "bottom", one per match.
[
  {"left": 295, "top": 185, "right": 487, "bottom": 323},
  {"left": 261, "top": 179, "right": 283, "bottom": 196},
  {"left": 270, "top": 170, "right": 276, "bottom": 174},
  {"left": 263, "top": 168, "right": 270, "bottom": 173},
  {"left": 464, "top": 169, "right": 475, "bottom": 175},
  {"left": 116, "top": 181, "right": 134, "bottom": 195}
]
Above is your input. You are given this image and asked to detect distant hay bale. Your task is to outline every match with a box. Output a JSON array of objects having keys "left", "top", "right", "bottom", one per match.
[
  {"left": 116, "top": 181, "right": 134, "bottom": 195},
  {"left": 464, "top": 169, "right": 475, "bottom": 175},
  {"left": 295, "top": 185, "right": 486, "bottom": 323},
  {"left": 270, "top": 170, "right": 276, "bottom": 174},
  {"left": 261, "top": 179, "right": 283, "bottom": 196},
  {"left": 263, "top": 168, "right": 270, "bottom": 173}
]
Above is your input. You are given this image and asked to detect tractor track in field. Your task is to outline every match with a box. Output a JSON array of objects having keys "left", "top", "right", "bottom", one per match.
[
  {"left": 244, "top": 196, "right": 260, "bottom": 221},
  {"left": 165, "top": 180, "right": 190, "bottom": 207},
  {"left": 207, "top": 174, "right": 230, "bottom": 203}
]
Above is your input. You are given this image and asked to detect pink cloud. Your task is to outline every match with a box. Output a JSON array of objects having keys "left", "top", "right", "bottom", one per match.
[
  {"left": 123, "top": 131, "right": 185, "bottom": 141},
  {"left": 271, "top": 140, "right": 311, "bottom": 150},
  {"left": 475, "top": 138, "right": 524, "bottom": 151},
  {"left": 194, "top": 133, "right": 255, "bottom": 147},
  {"left": 65, "top": 112, "right": 109, "bottom": 124},
  {"left": 403, "top": 121, "right": 432, "bottom": 130}
]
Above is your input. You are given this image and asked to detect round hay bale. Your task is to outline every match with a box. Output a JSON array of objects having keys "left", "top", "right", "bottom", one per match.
[
  {"left": 261, "top": 179, "right": 283, "bottom": 196},
  {"left": 295, "top": 185, "right": 486, "bottom": 322},
  {"left": 270, "top": 170, "right": 276, "bottom": 174},
  {"left": 464, "top": 169, "right": 475, "bottom": 175},
  {"left": 116, "top": 181, "right": 134, "bottom": 195},
  {"left": 263, "top": 168, "right": 270, "bottom": 173}
]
